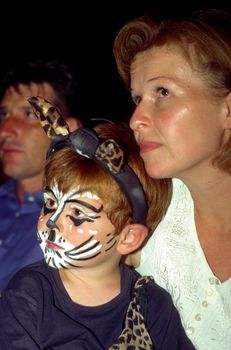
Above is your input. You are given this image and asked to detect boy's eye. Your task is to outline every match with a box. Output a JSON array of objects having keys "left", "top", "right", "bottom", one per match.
[
  {"left": 72, "top": 208, "right": 81, "bottom": 217},
  {"left": 69, "top": 205, "right": 100, "bottom": 222},
  {"left": 43, "top": 197, "right": 57, "bottom": 216},
  {"left": 46, "top": 198, "right": 56, "bottom": 209}
]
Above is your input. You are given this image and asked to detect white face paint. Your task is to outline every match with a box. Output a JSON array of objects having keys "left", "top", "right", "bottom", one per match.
[
  {"left": 89, "top": 230, "right": 98, "bottom": 235},
  {"left": 37, "top": 181, "right": 117, "bottom": 269},
  {"left": 77, "top": 228, "right": 84, "bottom": 234},
  {"left": 37, "top": 230, "right": 102, "bottom": 269},
  {"left": 44, "top": 182, "right": 100, "bottom": 226}
]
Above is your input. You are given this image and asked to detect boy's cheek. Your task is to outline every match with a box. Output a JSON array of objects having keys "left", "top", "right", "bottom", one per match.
[{"left": 37, "top": 214, "right": 48, "bottom": 230}]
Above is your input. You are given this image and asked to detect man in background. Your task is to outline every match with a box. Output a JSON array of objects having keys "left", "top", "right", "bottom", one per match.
[{"left": 0, "top": 59, "right": 82, "bottom": 290}]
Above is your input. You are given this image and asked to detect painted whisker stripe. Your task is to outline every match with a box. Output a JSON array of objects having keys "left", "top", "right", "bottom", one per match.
[
  {"left": 106, "top": 236, "right": 116, "bottom": 244},
  {"left": 59, "top": 263, "right": 67, "bottom": 269},
  {"left": 66, "top": 244, "right": 102, "bottom": 259},
  {"left": 67, "top": 240, "right": 100, "bottom": 255},
  {"left": 67, "top": 236, "right": 94, "bottom": 253},
  {"left": 55, "top": 250, "right": 62, "bottom": 258},
  {"left": 71, "top": 252, "right": 101, "bottom": 261},
  {"left": 105, "top": 240, "right": 117, "bottom": 251},
  {"left": 65, "top": 262, "right": 83, "bottom": 268}
]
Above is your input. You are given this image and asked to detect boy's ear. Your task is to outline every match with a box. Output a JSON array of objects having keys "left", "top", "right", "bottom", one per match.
[
  {"left": 117, "top": 224, "right": 148, "bottom": 256},
  {"left": 66, "top": 116, "right": 82, "bottom": 132}
]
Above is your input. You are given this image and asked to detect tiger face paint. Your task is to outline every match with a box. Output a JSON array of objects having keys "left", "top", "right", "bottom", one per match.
[{"left": 37, "top": 182, "right": 117, "bottom": 269}]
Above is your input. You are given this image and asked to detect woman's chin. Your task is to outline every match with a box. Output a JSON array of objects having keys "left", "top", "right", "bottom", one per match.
[{"left": 145, "top": 164, "right": 171, "bottom": 179}]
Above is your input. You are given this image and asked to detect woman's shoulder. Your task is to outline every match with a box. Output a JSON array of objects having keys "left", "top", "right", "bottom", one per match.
[
  {"left": 147, "top": 179, "right": 193, "bottom": 240},
  {"left": 144, "top": 276, "right": 173, "bottom": 308}
]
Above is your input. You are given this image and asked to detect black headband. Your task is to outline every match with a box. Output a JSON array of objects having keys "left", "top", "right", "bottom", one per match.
[
  {"left": 47, "top": 127, "right": 148, "bottom": 225},
  {"left": 27, "top": 96, "right": 148, "bottom": 225}
]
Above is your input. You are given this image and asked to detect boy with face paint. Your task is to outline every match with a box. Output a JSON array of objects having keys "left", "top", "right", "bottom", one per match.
[{"left": 0, "top": 98, "right": 195, "bottom": 350}]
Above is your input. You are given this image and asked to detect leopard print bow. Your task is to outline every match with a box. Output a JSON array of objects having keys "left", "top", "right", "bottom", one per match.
[
  {"left": 95, "top": 139, "right": 124, "bottom": 174},
  {"left": 27, "top": 96, "right": 125, "bottom": 174},
  {"left": 27, "top": 96, "right": 69, "bottom": 139}
]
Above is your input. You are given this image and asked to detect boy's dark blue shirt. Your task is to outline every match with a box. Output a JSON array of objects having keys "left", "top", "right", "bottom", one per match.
[{"left": 0, "top": 260, "right": 195, "bottom": 349}]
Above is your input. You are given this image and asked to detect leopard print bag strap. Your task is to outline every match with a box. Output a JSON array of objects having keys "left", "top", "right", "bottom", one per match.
[{"left": 109, "top": 276, "right": 154, "bottom": 350}]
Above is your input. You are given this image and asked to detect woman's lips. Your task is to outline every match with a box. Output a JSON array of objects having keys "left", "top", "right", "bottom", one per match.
[{"left": 139, "top": 141, "right": 161, "bottom": 153}]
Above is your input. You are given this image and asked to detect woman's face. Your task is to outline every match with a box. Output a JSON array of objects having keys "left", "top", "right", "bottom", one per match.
[
  {"left": 37, "top": 181, "right": 118, "bottom": 269},
  {"left": 129, "top": 44, "right": 229, "bottom": 181}
]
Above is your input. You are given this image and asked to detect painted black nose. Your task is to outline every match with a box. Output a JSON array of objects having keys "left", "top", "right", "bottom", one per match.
[
  {"left": 47, "top": 229, "right": 56, "bottom": 242},
  {"left": 47, "top": 219, "right": 58, "bottom": 229}
]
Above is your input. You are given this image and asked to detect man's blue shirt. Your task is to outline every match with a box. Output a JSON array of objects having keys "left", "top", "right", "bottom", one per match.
[{"left": 0, "top": 179, "right": 43, "bottom": 290}]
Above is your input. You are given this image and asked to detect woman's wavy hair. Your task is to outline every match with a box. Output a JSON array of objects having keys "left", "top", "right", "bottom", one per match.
[{"left": 113, "top": 9, "right": 231, "bottom": 173}]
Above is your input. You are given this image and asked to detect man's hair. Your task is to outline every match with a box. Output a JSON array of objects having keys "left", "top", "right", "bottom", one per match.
[{"left": 0, "top": 59, "right": 79, "bottom": 117}]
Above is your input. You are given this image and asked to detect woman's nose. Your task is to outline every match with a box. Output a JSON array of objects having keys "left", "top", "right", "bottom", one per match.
[{"left": 129, "top": 107, "right": 148, "bottom": 131}]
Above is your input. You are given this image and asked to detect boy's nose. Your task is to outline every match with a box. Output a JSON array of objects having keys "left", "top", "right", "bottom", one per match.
[{"left": 47, "top": 219, "right": 58, "bottom": 230}]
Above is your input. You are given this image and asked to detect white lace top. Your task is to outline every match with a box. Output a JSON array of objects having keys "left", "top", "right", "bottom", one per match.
[{"left": 137, "top": 179, "right": 231, "bottom": 350}]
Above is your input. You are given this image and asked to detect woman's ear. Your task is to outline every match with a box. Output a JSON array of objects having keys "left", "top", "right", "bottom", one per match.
[
  {"left": 66, "top": 116, "right": 82, "bottom": 132},
  {"left": 117, "top": 224, "right": 148, "bottom": 256},
  {"left": 223, "top": 92, "right": 231, "bottom": 129}
]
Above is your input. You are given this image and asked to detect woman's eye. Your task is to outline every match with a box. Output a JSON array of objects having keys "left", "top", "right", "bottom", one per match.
[
  {"left": 132, "top": 95, "right": 141, "bottom": 105},
  {"left": 156, "top": 87, "right": 169, "bottom": 97}
]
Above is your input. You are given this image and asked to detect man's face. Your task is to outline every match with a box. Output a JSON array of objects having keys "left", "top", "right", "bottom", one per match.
[{"left": 0, "top": 83, "right": 57, "bottom": 180}]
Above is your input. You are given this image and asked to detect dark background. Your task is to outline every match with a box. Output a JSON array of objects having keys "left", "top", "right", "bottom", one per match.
[
  {"left": 1, "top": 0, "right": 230, "bottom": 124},
  {"left": 0, "top": 0, "right": 230, "bottom": 184}
]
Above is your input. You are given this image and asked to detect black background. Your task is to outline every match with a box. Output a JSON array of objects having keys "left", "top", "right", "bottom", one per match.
[{"left": 0, "top": 0, "right": 230, "bottom": 123}]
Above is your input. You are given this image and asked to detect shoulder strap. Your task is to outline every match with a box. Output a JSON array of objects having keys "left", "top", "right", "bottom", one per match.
[
  {"left": 136, "top": 276, "right": 151, "bottom": 321},
  {"left": 108, "top": 275, "right": 154, "bottom": 350}
]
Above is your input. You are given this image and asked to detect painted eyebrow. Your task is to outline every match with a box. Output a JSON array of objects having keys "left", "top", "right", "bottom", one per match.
[
  {"left": 65, "top": 199, "right": 103, "bottom": 213},
  {"left": 44, "top": 188, "right": 103, "bottom": 213},
  {"left": 44, "top": 187, "right": 56, "bottom": 197}
]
